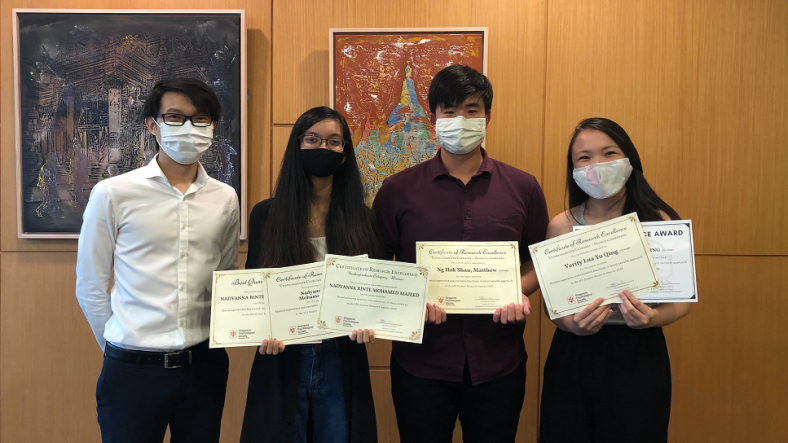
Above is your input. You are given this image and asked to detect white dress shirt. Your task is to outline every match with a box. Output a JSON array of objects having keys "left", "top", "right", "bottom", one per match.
[{"left": 76, "top": 156, "right": 240, "bottom": 351}]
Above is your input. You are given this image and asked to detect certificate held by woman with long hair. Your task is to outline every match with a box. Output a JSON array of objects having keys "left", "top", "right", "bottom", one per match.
[
  {"left": 316, "top": 255, "right": 430, "bottom": 344},
  {"left": 210, "top": 263, "right": 346, "bottom": 348},
  {"left": 209, "top": 269, "right": 270, "bottom": 348},
  {"left": 530, "top": 213, "right": 662, "bottom": 320}
]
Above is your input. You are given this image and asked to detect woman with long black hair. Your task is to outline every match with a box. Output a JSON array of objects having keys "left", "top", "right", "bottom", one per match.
[
  {"left": 240, "top": 106, "right": 379, "bottom": 443},
  {"left": 539, "top": 117, "right": 691, "bottom": 443}
]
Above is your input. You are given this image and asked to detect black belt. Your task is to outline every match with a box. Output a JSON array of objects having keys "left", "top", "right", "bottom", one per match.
[{"left": 104, "top": 341, "right": 210, "bottom": 369}]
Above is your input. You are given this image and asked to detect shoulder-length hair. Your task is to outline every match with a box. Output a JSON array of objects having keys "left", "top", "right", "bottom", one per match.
[
  {"left": 566, "top": 117, "right": 680, "bottom": 222},
  {"left": 258, "top": 106, "right": 379, "bottom": 267}
]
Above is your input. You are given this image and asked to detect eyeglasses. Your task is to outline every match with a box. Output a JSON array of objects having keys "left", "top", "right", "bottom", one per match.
[
  {"left": 299, "top": 135, "right": 346, "bottom": 149},
  {"left": 155, "top": 113, "right": 213, "bottom": 127}
]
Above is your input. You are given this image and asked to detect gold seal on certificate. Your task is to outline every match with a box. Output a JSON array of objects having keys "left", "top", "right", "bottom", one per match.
[
  {"left": 316, "top": 255, "right": 430, "bottom": 343},
  {"left": 416, "top": 241, "right": 522, "bottom": 313},
  {"left": 530, "top": 213, "right": 662, "bottom": 320}
]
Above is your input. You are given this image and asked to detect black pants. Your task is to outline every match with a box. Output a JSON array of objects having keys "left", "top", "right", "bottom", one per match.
[
  {"left": 391, "top": 357, "right": 525, "bottom": 443},
  {"left": 96, "top": 342, "right": 229, "bottom": 443},
  {"left": 539, "top": 326, "right": 672, "bottom": 443}
]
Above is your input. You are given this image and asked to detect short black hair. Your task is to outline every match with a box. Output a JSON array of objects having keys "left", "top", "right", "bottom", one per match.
[
  {"left": 427, "top": 64, "right": 493, "bottom": 115},
  {"left": 142, "top": 77, "right": 221, "bottom": 122}
]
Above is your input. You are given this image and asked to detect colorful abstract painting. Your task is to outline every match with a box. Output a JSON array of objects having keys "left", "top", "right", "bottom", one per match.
[
  {"left": 14, "top": 10, "right": 245, "bottom": 238},
  {"left": 331, "top": 29, "right": 486, "bottom": 204}
]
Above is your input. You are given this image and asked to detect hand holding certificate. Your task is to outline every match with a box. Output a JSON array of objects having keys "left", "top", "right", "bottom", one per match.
[
  {"left": 530, "top": 213, "right": 662, "bottom": 320},
  {"left": 210, "top": 262, "right": 346, "bottom": 348},
  {"left": 317, "top": 255, "right": 430, "bottom": 343},
  {"left": 572, "top": 219, "right": 698, "bottom": 303},
  {"left": 639, "top": 220, "right": 698, "bottom": 303},
  {"left": 416, "top": 241, "right": 522, "bottom": 314}
]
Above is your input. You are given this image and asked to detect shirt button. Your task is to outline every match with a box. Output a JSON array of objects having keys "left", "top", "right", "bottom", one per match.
[
  {"left": 179, "top": 321, "right": 185, "bottom": 328},
  {"left": 465, "top": 215, "right": 471, "bottom": 220},
  {"left": 180, "top": 285, "right": 185, "bottom": 291},
  {"left": 181, "top": 224, "right": 186, "bottom": 230},
  {"left": 180, "top": 253, "right": 186, "bottom": 259},
  {"left": 463, "top": 189, "right": 468, "bottom": 193}
]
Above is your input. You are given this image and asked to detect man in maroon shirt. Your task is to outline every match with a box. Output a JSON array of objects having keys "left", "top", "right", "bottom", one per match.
[{"left": 372, "top": 65, "right": 549, "bottom": 443}]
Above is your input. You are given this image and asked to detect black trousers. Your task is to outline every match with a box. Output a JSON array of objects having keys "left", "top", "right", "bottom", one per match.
[
  {"left": 391, "top": 357, "right": 526, "bottom": 443},
  {"left": 539, "top": 326, "right": 672, "bottom": 443},
  {"left": 96, "top": 342, "right": 229, "bottom": 443}
]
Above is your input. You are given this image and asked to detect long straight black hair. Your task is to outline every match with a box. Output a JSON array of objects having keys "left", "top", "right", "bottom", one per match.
[
  {"left": 258, "top": 106, "right": 379, "bottom": 267},
  {"left": 566, "top": 118, "right": 680, "bottom": 222}
]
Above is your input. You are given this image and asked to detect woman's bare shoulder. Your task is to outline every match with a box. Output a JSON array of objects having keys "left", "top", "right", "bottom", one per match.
[{"left": 547, "top": 208, "right": 580, "bottom": 239}]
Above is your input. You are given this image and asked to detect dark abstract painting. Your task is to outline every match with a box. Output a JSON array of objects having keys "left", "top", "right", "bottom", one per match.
[{"left": 13, "top": 10, "right": 245, "bottom": 238}]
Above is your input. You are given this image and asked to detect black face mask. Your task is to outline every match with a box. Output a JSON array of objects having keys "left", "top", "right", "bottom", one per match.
[{"left": 300, "top": 149, "right": 344, "bottom": 177}]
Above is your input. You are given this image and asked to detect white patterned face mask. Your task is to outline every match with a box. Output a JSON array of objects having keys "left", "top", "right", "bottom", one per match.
[
  {"left": 572, "top": 158, "right": 633, "bottom": 199},
  {"left": 156, "top": 121, "right": 214, "bottom": 165},
  {"left": 435, "top": 116, "right": 486, "bottom": 155}
]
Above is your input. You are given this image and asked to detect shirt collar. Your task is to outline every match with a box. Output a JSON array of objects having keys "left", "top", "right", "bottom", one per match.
[
  {"left": 428, "top": 147, "right": 493, "bottom": 180},
  {"left": 145, "top": 154, "right": 209, "bottom": 190}
]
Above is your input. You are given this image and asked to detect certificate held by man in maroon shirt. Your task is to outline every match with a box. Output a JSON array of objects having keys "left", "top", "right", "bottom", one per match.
[{"left": 417, "top": 241, "right": 522, "bottom": 314}]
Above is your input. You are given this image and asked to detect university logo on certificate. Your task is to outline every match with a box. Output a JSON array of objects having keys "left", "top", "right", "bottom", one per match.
[
  {"left": 530, "top": 213, "right": 662, "bottom": 319},
  {"left": 416, "top": 241, "right": 522, "bottom": 314},
  {"left": 316, "top": 255, "right": 430, "bottom": 344}
]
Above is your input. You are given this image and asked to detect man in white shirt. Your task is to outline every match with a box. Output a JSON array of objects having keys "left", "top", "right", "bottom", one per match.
[{"left": 76, "top": 78, "right": 240, "bottom": 443}]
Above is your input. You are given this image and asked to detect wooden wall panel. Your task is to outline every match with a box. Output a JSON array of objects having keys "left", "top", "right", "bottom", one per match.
[
  {"left": 542, "top": 0, "right": 788, "bottom": 255},
  {"left": 270, "top": 125, "right": 291, "bottom": 192},
  {"left": 0, "top": 249, "right": 259, "bottom": 443},
  {"left": 0, "top": 0, "right": 273, "bottom": 252},
  {"left": 272, "top": 0, "right": 546, "bottom": 178},
  {"left": 370, "top": 369, "right": 399, "bottom": 443},
  {"left": 1, "top": 252, "right": 103, "bottom": 443},
  {"left": 665, "top": 256, "right": 788, "bottom": 442}
]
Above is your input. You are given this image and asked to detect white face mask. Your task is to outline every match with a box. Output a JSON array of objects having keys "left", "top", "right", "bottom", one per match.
[
  {"left": 573, "top": 158, "right": 633, "bottom": 199},
  {"left": 435, "top": 116, "right": 486, "bottom": 155},
  {"left": 155, "top": 121, "right": 214, "bottom": 165}
]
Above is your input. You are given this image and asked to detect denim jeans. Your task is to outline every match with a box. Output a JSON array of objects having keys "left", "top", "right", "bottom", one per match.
[{"left": 293, "top": 339, "right": 349, "bottom": 443}]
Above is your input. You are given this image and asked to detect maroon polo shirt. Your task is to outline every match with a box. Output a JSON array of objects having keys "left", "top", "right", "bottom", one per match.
[{"left": 372, "top": 148, "right": 549, "bottom": 385}]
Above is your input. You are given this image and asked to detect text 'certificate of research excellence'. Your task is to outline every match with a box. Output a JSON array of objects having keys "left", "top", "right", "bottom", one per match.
[
  {"left": 530, "top": 213, "right": 662, "bottom": 320},
  {"left": 573, "top": 220, "right": 698, "bottom": 303},
  {"left": 416, "top": 241, "right": 522, "bottom": 313},
  {"left": 317, "top": 255, "right": 430, "bottom": 344}
]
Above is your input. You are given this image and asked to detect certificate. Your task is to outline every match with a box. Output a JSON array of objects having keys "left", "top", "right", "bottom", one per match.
[
  {"left": 416, "top": 241, "right": 522, "bottom": 313},
  {"left": 316, "top": 255, "right": 430, "bottom": 343},
  {"left": 573, "top": 220, "right": 698, "bottom": 303},
  {"left": 264, "top": 262, "right": 347, "bottom": 345},
  {"left": 210, "top": 262, "right": 351, "bottom": 348},
  {"left": 209, "top": 269, "right": 270, "bottom": 348},
  {"left": 530, "top": 213, "right": 662, "bottom": 320}
]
